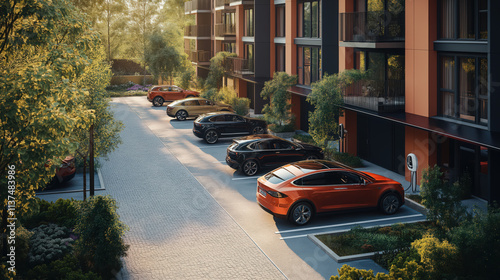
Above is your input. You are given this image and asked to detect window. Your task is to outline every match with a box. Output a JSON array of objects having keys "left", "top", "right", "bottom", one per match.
[
  {"left": 439, "top": 0, "right": 488, "bottom": 40},
  {"left": 298, "top": 0, "right": 321, "bottom": 38},
  {"left": 276, "top": 5, "right": 286, "bottom": 37},
  {"left": 297, "top": 46, "right": 321, "bottom": 86},
  {"left": 439, "top": 55, "right": 488, "bottom": 125},
  {"left": 245, "top": 7, "right": 254, "bottom": 37},
  {"left": 276, "top": 44, "right": 286, "bottom": 72},
  {"left": 296, "top": 171, "right": 345, "bottom": 186},
  {"left": 183, "top": 100, "right": 199, "bottom": 106},
  {"left": 244, "top": 43, "right": 254, "bottom": 72},
  {"left": 210, "top": 116, "right": 226, "bottom": 122}
]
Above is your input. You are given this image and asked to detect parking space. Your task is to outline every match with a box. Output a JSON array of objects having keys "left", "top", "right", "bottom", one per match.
[{"left": 117, "top": 96, "right": 427, "bottom": 279}]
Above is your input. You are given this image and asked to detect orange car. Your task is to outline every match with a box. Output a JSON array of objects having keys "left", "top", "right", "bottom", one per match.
[
  {"left": 147, "top": 85, "right": 200, "bottom": 107},
  {"left": 256, "top": 160, "right": 404, "bottom": 225}
]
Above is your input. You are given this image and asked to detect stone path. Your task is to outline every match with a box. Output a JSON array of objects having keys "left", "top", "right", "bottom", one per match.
[{"left": 101, "top": 99, "right": 286, "bottom": 279}]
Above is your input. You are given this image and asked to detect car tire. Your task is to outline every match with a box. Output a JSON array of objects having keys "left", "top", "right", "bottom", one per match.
[
  {"left": 379, "top": 192, "right": 401, "bottom": 215},
  {"left": 204, "top": 129, "right": 219, "bottom": 144},
  {"left": 153, "top": 96, "right": 164, "bottom": 107},
  {"left": 176, "top": 110, "right": 188, "bottom": 121},
  {"left": 252, "top": 126, "right": 265, "bottom": 135},
  {"left": 305, "top": 154, "right": 319, "bottom": 160},
  {"left": 289, "top": 202, "right": 314, "bottom": 226},
  {"left": 242, "top": 159, "right": 259, "bottom": 176}
]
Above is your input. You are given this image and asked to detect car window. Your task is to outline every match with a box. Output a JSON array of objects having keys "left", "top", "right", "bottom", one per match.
[
  {"left": 231, "top": 115, "right": 244, "bottom": 122},
  {"left": 173, "top": 86, "right": 181, "bottom": 92},
  {"left": 340, "top": 172, "right": 363, "bottom": 184},
  {"left": 295, "top": 173, "right": 327, "bottom": 186},
  {"left": 183, "top": 100, "right": 199, "bottom": 106},
  {"left": 255, "top": 141, "right": 271, "bottom": 150},
  {"left": 272, "top": 140, "right": 293, "bottom": 150},
  {"left": 199, "top": 100, "right": 213, "bottom": 105},
  {"left": 264, "top": 168, "right": 296, "bottom": 184},
  {"left": 167, "top": 87, "right": 172, "bottom": 91},
  {"left": 210, "top": 115, "right": 226, "bottom": 122}
]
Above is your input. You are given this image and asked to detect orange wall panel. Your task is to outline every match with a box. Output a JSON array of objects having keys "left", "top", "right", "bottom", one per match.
[
  {"left": 236, "top": 6, "right": 244, "bottom": 57},
  {"left": 236, "top": 79, "right": 247, "bottom": 98},
  {"left": 286, "top": 0, "right": 297, "bottom": 75}
]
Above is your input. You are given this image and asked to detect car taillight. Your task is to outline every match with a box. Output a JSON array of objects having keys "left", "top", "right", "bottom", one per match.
[{"left": 266, "top": 190, "right": 287, "bottom": 198}]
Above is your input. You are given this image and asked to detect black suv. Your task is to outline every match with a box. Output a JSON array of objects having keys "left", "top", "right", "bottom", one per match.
[
  {"left": 193, "top": 112, "right": 268, "bottom": 144},
  {"left": 226, "top": 134, "right": 324, "bottom": 176}
]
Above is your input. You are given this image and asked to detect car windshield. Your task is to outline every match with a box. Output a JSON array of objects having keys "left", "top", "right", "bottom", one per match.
[{"left": 264, "top": 167, "right": 295, "bottom": 184}]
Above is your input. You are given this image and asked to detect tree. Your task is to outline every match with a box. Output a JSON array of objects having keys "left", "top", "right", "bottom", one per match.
[
  {"left": 204, "top": 51, "right": 237, "bottom": 89},
  {"left": 75, "top": 195, "right": 129, "bottom": 278},
  {"left": 307, "top": 70, "right": 366, "bottom": 147},
  {"left": 100, "top": 0, "right": 128, "bottom": 61},
  {"left": 260, "top": 72, "right": 297, "bottom": 127},
  {"left": 145, "top": 29, "right": 187, "bottom": 84}
]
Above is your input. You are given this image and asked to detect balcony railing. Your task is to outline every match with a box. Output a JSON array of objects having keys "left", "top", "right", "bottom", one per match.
[
  {"left": 215, "top": 24, "right": 236, "bottom": 36},
  {"left": 184, "top": 25, "right": 211, "bottom": 37},
  {"left": 190, "top": 50, "right": 211, "bottom": 63},
  {"left": 185, "top": 0, "right": 211, "bottom": 13},
  {"left": 339, "top": 11, "right": 404, "bottom": 42},
  {"left": 227, "top": 57, "right": 254, "bottom": 76},
  {"left": 215, "top": 0, "right": 230, "bottom": 9},
  {"left": 343, "top": 79, "right": 405, "bottom": 112},
  {"left": 230, "top": 0, "right": 254, "bottom": 5}
]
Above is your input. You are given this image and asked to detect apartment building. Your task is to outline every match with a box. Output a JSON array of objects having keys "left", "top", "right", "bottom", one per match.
[{"left": 185, "top": 0, "right": 500, "bottom": 203}]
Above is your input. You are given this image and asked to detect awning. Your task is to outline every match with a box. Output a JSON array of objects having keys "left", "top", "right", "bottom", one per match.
[{"left": 343, "top": 104, "right": 500, "bottom": 151}]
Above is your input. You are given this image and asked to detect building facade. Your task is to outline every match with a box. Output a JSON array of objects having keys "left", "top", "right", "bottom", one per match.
[{"left": 184, "top": 0, "right": 500, "bottom": 203}]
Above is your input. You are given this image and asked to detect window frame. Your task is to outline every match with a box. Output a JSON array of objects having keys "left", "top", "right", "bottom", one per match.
[
  {"left": 438, "top": 0, "right": 488, "bottom": 41},
  {"left": 297, "top": 0, "right": 321, "bottom": 38},
  {"left": 297, "top": 46, "right": 321, "bottom": 86}
]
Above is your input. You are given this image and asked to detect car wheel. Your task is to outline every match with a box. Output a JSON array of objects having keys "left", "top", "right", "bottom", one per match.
[
  {"left": 204, "top": 129, "right": 219, "bottom": 144},
  {"left": 153, "top": 96, "right": 164, "bottom": 107},
  {"left": 379, "top": 192, "right": 400, "bottom": 215},
  {"left": 306, "top": 154, "right": 319, "bottom": 160},
  {"left": 289, "top": 202, "right": 314, "bottom": 226},
  {"left": 242, "top": 160, "right": 259, "bottom": 176},
  {"left": 252, "top": 126, "right": 265, "bottom": 134},
  {"left": 176, "top": 110, "right": 188, "bottom": 121}
]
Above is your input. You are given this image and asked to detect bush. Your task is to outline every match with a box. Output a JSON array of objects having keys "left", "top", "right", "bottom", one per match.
[
  {"left": 330, "top": 264, "right": 391, "bottom": 280},
  {"left": 75, "top": 195, "right": 128, "bottom": 279},
  {"left": 232, "top": 97, "right": 251, "bottom": 116},
  {"left": 260, "top": 72, "right": 297, "bottom": 127},
  {"left": 420, "top": 165, "right": 468, "bottom": 230},
  {"left": 47, "top": 198, "right": 79, "bottom": 228},
  {"left": 411, "top": 233, "right": 460, "bottom": 280},
  {"left": 201, "top": 87, "right": 250, "bottom": 116},
  {"left": 326, "top": 150, "right": 363, "bottom": 168},
  {"left": 292, "top": 133, "right": 315, "bottom": 144},
  {"left": 268, "top": 123, "right": 295, "bottom": 133},
  {"left": 28, "top": 224, "right": 74, "bottom": 266},
  {"left": 27, "top": 254, "right": 102, "bottom": 280}
]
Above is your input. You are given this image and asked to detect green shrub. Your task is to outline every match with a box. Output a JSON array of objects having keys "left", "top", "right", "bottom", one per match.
[
  {"left": 448, "top": 207, "right": 500, "bottom": 279},
  {"left": 15, "top": 225, "right": 33, "bottom": 271},
  {"left": 325, "top": 150, "right": 363, "bottom": 168},
  {"left": 201, "top": 86, "right": 250, "bottom": 116},
  {"left": 268, "top": 123, "right": 295, "bottom": 133},
  {"left": 200, "top": 87, "right": 218, "bottom": 100},
  {"left": 330, "top": 264, "right": 391, "bottom": 280},
  {"left": 28, "top": 224, "right": 74, "bottom": 266},
  {"left": 420, "top": 165, "right": 468, "bottom": 230},
  {"left": 232, "top": 97, "right": 250, "bottom": 116},
  {"left": 47, "top": 198, "right": 78, "bottom": 228},
  {"left": 27, "top": 254, "right": 102, "bottom": 280},
  {"left": 261, "top": 72, "right": 297, "bottom": 127},
  {"left": 411, "top": 233, "right": 460, "bottom": 280},
  {"left": 75, "top": 195, "right": 129, "bottom": 279},
  {"left": 292, "top": 134, "right": 315, "bottom": 144}
]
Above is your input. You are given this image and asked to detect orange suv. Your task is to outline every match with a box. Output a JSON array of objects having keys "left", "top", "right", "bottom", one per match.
[
  {"left": 147, "top": 85, "right": 200, "bottom": 107},
  {"left": 257, "top": 160, "right": 404, "bottom": 225}
]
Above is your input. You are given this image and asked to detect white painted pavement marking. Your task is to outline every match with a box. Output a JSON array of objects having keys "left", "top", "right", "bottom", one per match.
[
  {"left": 279, "top": 219, "right": 428, "bottom": 240},
  {"left": 232, "top": 176, "right": 261, "bottom": 181},
  {"left": 275, "top": 213, "right": 425, "bottom": 235},
  {"left": 199, "top": 145, "right": 230, "bottom": 149}
]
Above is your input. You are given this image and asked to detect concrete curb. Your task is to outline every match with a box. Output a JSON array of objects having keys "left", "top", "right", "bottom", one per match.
[{"left": 404, "top": 197, "right": 428, "bottom": 215}]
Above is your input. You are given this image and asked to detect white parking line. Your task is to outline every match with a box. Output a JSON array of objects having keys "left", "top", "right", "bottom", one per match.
[
  {"left": 275, "top": 214, "right": 424, "bottom": 235},
  {"left": 279, "top": 219, "right": 428, "bottom": 240},
  {"left": 232, "top": 176, "right": 260, "bottom": 181},
  {"left": 199, "top": 145, "right": 229, "bottom": 149}
]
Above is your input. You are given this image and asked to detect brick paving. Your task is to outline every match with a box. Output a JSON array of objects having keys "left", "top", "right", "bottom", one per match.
[{"left": 101, "top": 99, "right": 286, "bottom": 279}]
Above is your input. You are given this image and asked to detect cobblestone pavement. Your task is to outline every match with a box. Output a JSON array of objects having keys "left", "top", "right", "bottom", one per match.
[{"left": 101, "top": 99, "right": 286, "bottom": 279}]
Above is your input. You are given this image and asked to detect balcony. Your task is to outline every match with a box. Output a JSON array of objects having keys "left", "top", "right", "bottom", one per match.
[
  {"left": 184, "top": 25, "right": 211, "bottom": 38},
  {"left": 343, "top": 79, "right": 404, "bottom": 112},
  {"left": 230, "top": 0, "right": 254, "bottom": 6},
  {"left": 215, "top": 24, "right": 236, "bottom": 37},
  {"left": 185, "top": 0, "right": 211, "bottom": 14},
  {"left": 215, "top": 0, "right": 230, "bottom": 9},
  {"left": 186, "top": 50, "right": 211, "bottom": 63},
  {"left": 339, "top": 11, "right": 404, "bottom": 44},
  {"left": 227, "top": 57, "right": 254, "bottom": 77}
]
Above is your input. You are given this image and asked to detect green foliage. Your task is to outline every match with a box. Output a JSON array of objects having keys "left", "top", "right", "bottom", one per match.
[
  {"left": 448, "top": 207, "right": 500, "bottom": 279},
  {"left": 205, "top": 52, "right": 237, "bottom": 89},
  {"left": 268, "top": 123, "right": 296, "bottom": 133},
  {"left": 307, "top": 70, "right": 366, "bottom": 147},
  {"left": 455, "top": 172, "right": 472, "bottom": 199},
  {"left": 410, "top": 234, "right": 460, "bottom": 280},
  {"left": 75, "top": 195, "right": 129, "bottom": 279},
  {"left": 177, "top": 66, "right": 195, "bottom": 90},
  {"left": 201, "top": 87, "right": 250, "bottom": 116},
  {"left": 0, "top": 0, "right": 103, "bottom": 216},
  {"left": 292, "top": 134, "right": 315, "bottom": 144},
  {"left": 260, "top": 72, "right": 297, "bottom": 127},
  {"left": 28, "top": 224, "right": 74, "bottom": 266},
  {"left": 27, "top": 254, "right": 102, "bottom": 280},
  {"left": 326, "top": 150, "right": 363, "bottom": 168},
  {"left": 330, "top": 264, "right": 391, "bottom": 280},
  {"left": 420, "top": 165, "right": 468, "bottom": 230},
  {"left": 145, "top": 29, "right": 187, "bottom": 83},
  {"left": 13, "top": 225, "right": 33, "bottom": 272},
  {"left": 48, "top": 199, "right": 79, "bottom": 228},
  {"left": 388, "top": 248, "right": 426, "bottom": 280}
]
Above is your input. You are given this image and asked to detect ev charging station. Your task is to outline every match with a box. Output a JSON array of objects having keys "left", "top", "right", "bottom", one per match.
[{"left": 406, "top": 153, "right": 418, "bottom": 192}]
